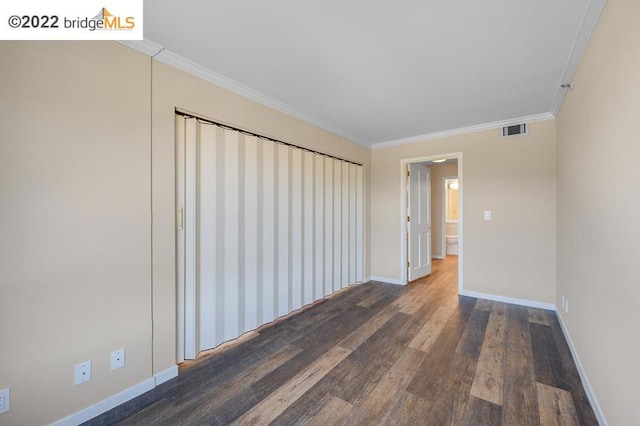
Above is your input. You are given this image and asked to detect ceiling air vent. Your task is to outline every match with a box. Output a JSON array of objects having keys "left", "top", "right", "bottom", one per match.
[{"left": 502, "top": 123, "right": 527, "bottom": 137}]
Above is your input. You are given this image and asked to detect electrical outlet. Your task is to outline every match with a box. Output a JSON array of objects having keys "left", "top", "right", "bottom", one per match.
[
  {"left": 111, "top": 348, "right": 125, "bottom": 371},
  {"left": 0, "top": 388, "right": 10, "bottom": 414},
  {"left": 74, "top": 361, "right": 92, "bottom": 385}
]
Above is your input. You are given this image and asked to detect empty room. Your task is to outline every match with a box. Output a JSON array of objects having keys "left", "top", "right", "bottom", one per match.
[{"left": 1, "top": 0, "right": 638, "bottom": 424}]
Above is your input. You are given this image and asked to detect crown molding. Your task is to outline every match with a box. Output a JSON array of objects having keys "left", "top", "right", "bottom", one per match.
[
  {"left": 371, "top": 112, "right": 555, "bottom": 149},
  {"left": 550, "top": 0, "right": 607, "bottom": 116},
  {"left": 120, "top": 6, "right": 605, "bottom": 151},
  {"left": 118, "top": 39, "right": 164, "bottom": 57},
  {"left": 119, "top": 40, "right": 370, "bottom": 147}
]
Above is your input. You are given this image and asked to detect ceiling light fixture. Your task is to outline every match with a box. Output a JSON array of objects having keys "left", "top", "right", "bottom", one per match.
[{"left": 432, "top": 159, "right": 446, "bottom": 163}]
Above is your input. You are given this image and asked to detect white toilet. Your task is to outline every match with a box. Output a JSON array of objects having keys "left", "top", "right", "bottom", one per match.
[{"left": 446, "top": 235, "right": 458, "bottom": 255}]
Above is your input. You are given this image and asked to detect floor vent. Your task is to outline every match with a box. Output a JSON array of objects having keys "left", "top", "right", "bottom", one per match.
[{"left": 502, "top": 123, "right": 527, "bottom": 137}]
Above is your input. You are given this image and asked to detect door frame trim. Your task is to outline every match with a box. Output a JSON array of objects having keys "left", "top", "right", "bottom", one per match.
[{"left": 399, "top": 153, "right": 463, "bottom": 294}]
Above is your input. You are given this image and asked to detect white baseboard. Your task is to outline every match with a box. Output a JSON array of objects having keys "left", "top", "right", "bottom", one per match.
[
  {"left": 556, "top": 312, "right": 608, "bottom": 426},
  {"left": 432, "top": 254, "right": 446, "bottom": 260},
  {"left": 368, "top": 276, "right": 404, "bottom": 285},
  {"left": 51, "top": 377, "right": 155, "bottom": 426},
  {"left": 154, "top": 365, "right": 179, "bottom": 386},
  {"left": 458, "top": 290, "right": 556, "bottom": 310},
  {"left": 462, "top": 290, "right": 607, "bottom": 423},
  {"left": 52, "top": 365, "right": 179, "bottom": 425}
]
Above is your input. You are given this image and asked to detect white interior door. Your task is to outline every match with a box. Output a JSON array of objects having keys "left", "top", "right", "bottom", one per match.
[
  {"left": 408, "top": 163, "right": 432, "bottom": 281},
  {"left": 176, "top": 114, "right": 366, "bottom": 361}
]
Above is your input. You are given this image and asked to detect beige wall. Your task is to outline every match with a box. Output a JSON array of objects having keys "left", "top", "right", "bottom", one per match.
[
  {"left": 0, "top": 41, "right": 371, "bottom": 424},
  {"left": 4, "top": 5, "right": 635, "bottom": 420},
  {"left": 0, "top": 42, "right": 152, "bottom": 425},
  {"left": 429, "top": 162, "right": 458, "bottom": 257},
  {"left": 556, "top": 0, "right": 640, "bottom": 423},
  {"left": 371, "top": 120, "right": 557, "bottom": 303}
]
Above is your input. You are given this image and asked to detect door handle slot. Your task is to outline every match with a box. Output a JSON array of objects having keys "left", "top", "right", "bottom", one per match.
[{"left": 178, "top": 207, "right": 184, "bottom": 230}]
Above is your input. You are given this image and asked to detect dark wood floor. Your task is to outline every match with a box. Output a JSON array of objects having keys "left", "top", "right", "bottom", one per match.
[{"left": 86, "top": 257, "right": 597, "bottom": 425}]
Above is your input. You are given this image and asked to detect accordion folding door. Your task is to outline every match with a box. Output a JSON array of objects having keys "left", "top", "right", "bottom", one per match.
[{"left": 176, "top": 115, "right": 365, "bottom": 360}]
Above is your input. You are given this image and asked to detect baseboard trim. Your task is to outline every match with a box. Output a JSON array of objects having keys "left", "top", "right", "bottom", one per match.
[
  {"left": 52, "top": 365, "right": 179, "bottom": 425},
  {"left": 368, "top": 276, "right": 404, "bottom": 285},
  {"left": 556, "top": 312, "right": 608, "bottom": 425},
  {"left": 458, "top": 290, "right": 556, "bottom": 310},
  {"left": 154, "top": 365, "right": 179, "bottom": 386},
  {"left": 51, "top": 377, "right": 155, "bottom": 426},
  {"left": 432, "top": 254, "right": 446, "bottom": 260}
]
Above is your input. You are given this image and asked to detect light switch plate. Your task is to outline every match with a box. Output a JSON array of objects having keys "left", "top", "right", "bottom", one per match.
[
  {"left": 0, "top": 387, "right": 10, "bottom": 414},
  {"left": 483, "top": 210, "right": 492, "bottom": 221}
]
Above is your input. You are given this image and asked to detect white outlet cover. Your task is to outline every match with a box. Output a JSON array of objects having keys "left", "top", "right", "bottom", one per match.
[
  {"left": 483, "top": 210, "right": 492, "bottom": 221},
  {"left": 0, "top": 387, "right": 10, "bottom": 414},
  {"left": 111, "top": 348, "right": 126, "bottom": 371},
  {"left": 74, "top": 361, "right": 92, "bottom": 385}
]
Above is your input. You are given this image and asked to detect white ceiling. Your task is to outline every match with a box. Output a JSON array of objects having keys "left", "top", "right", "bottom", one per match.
[{"left": 142, "top": 0, "right": 605, "bottom": 146}]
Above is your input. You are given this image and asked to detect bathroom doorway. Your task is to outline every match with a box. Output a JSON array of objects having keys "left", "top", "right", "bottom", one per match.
[{"left": 443, "top": 176, "right": 459, "bottom": 257}]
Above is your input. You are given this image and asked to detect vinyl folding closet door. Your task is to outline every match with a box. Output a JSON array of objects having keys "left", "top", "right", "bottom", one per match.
[{"left": 176, "top": 116, "right": 364, "bottom": 358}]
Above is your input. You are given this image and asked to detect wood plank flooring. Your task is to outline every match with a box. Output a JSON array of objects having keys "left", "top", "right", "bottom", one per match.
[{"left": 85, "top": 257, "right": 597, "bottom": 425}]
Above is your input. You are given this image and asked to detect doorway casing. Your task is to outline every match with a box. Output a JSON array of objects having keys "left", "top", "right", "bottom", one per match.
[{"left": 399, "top": 153, "right": 463, "bottom": 293}]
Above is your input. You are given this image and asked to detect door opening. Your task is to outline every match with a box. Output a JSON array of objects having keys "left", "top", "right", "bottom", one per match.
[
  {"left": 401, "top": 154, "right": 463, "bottom": 292},
  {"left": 443, "top": 177, "right": 459, "bottom": 256}
]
